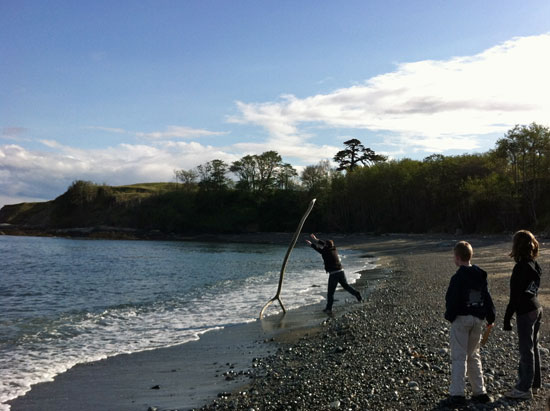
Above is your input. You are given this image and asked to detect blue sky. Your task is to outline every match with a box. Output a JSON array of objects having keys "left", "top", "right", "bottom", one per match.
[{"left": 1, "top": 0, "right": 550, "bottom": 207}]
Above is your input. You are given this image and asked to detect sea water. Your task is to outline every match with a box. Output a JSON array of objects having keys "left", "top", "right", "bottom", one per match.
[{"left": 0, "top": 235, "right": 375, "bottom": 410}]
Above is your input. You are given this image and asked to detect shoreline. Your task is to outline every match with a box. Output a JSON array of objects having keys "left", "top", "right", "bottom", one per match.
[
  {"left": 6, "top": 249, "right": 382, "bottom": 411},
  {"left": 6, "top": 234, "right": 550, "bottom": 410},
  {"left": 0, "top": 224, "right": 536, "bottom": 245}
]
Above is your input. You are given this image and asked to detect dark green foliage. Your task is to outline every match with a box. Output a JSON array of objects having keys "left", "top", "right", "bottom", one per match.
[
  {"left": 333, "top": 138, "right": 387, "bottom": 171},
  {"left": 197, "top": 159, "right": 231, "bottom": 192},
  {"left": 5, "top": 124, "right": 550, "bottom": 234},
  {"left": 230, "top": 151, "right": 298, "bottom": 192},
  {"left": 52, "top": 180, "right": 118, "bottom": 227}
]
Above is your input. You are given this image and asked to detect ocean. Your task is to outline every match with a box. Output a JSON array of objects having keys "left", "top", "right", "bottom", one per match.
[{"left": 0, "top": 235, "right": 375, "bottom": 410}]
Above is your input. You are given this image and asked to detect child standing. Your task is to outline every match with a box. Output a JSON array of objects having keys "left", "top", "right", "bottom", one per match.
[
  {"left": 445, "top": 241, "right": 496, "bottom": 405},
  {"left": 503, "top": 230, "right": 543, "bottom": 400},
  {"left": 306, "top": 233, "right": 362, "bottom": 315}
]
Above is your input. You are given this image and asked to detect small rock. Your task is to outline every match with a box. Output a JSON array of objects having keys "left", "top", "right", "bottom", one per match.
[
  {"left": 217, "top": 392, "right": 232, "bottom": 398},
  {"left": 408, "top": 381, "right": 419, "bottom": 390},
  {"left": 329, "top": 400, "right": 341, "bottom": 409}
]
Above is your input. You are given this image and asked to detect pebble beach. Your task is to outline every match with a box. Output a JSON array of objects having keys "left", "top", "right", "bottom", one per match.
[
  {"left": 196, "top": 234, "right": 550, "bottom": 411},
  {"left": 7, "top": 234, "right": 549, "bottom": 411}
]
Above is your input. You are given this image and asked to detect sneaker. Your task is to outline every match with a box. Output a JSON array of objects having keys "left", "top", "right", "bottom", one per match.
[
  {"left": 447, "top": 395, "right": 466, "bottom": 405},
  {"left": 323, "top": 308, "right": 333, "bottom": 315},
  {"left": 504, "top": 387, "right": 532, "bottom": 399},
  {"left": 472, "top": 393, "right": 493, "bottom": 403},
  {"left": 356, "top": 293, "right": 362, "bottom": 302}
]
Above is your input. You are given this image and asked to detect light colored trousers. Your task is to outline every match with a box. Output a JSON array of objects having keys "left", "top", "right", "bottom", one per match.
[{"left": 449, "top": 315, "right": 486, "bottom": 396}]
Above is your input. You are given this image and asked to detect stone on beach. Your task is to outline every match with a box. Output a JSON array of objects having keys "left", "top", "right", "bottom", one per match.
[{"left": 196, "top": 236, "right": 549, "bottom": 411}]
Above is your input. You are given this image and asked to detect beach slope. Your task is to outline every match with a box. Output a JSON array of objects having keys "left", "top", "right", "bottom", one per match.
[{"left": 198, "top": 235, "right": 549, "bottom": 410}]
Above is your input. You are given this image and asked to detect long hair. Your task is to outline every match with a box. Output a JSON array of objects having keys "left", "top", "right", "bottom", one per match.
[{"left": 510, "top": 230, "right": 539, "bottom": 262}]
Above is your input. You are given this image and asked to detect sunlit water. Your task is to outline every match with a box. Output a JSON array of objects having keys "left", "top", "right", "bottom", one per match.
[{"left": 0, "top": 235, "right": 375, "bottom": 410}]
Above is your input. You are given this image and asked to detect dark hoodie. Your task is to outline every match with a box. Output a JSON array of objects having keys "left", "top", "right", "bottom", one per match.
[
  {"left": 504, "top": 260, "right": 542, "bottom": 324},
  {"left": 445, "top": 265, "right": 496, "bottom": 324},
  {"left": 310, "top": 239, "right": 343, "bottom": 273}
]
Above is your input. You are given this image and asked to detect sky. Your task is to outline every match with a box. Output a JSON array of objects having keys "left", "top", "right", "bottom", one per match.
[{"left": 1, "top": 0, "right": 550, "bottom": 207}]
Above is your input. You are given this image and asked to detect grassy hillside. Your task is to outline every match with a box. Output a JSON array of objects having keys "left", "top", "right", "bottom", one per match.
[
  {"left": 0, "top": 201, "right": 54, "bottom": 226},
  {"left": 0, "top": 182, "right": 174, "bottom": 227},
  {"left": 0, "top": 181, "right": 310, "bottom": 235}
]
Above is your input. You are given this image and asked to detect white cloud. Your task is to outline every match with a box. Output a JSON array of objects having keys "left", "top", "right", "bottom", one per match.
[
  {"left": 86, "top": 126, "right": 128, "bottom": 134},
  {"left": 231, "top": 33, "right": 550, "bottom": 154},
  {"left": 86, "top": 125, "right": 228, "bottom": 140},
  {"left": 0, "top": 141, "right": 239, "bottom": 208},
  {"left": 136, "top": 125, "right": 228, "bottom": 140},
  {"left": 3, "top": 34, "right": 550, "bottom": 208},
  {"left": 232, "top": 141, "right": 339, "bottom": 164},
  {"left": 0, "top": 135, "right": 333, "bottom": 208}
]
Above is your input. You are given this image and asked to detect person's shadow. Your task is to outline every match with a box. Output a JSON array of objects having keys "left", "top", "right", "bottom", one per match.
[
  {"left": 430, "top": 396, "right": 532, "bottom": 410},
  {"left": 430, "top": 398, "right": 468, "bottom": 410},
  {"left": 431, "top": 398, "right": 470, "bottom": 411}
]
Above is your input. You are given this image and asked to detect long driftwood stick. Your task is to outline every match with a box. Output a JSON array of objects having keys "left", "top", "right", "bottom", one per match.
[{"left": 259, "top": 198, "right": 316, "bottom": 319}]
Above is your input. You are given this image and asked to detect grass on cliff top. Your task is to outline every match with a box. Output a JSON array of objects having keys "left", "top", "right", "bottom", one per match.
[
  {"left": 114, "top": 182, "right": 179, "bottom": 193},
  {"left": 0, "top": 200, "right": 53, "bottom": 224},
  {"left": 108, "top": 183, "right": 183, "bottom": 201}
]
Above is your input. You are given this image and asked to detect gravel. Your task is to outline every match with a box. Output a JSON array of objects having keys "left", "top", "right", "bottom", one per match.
[{"left": 194, "top": 237, "right": 549, "bottom": 411}]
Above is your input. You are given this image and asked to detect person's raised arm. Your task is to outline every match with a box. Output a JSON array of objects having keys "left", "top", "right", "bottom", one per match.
[
  {"left": 306, "top": 235, "right": 323, "bottom": 253},
  {"left": 310, "top": 233, "right": 326, "bottom": 247}
]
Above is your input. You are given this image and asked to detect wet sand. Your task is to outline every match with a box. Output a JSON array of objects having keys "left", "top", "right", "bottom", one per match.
[{"left": 8, "top": 303, "right": 358, "bottom": 411}]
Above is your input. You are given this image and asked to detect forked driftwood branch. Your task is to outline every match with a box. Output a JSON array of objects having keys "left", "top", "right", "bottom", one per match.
[{"left": 259, "top": 198, "right": 316, "bottom": 319}]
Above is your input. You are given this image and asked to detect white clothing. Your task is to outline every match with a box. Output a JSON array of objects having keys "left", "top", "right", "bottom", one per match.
[{"left": 449, "top": 315, "right": 486, "bottom": 396}]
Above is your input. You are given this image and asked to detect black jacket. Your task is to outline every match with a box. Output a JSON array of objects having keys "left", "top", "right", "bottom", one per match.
[
  {"left": 504, "top": 260, "right": 542, "bottom": 323},
  {"left": 310, "top": 240, "right": 343, "bottom": 273},
  {"left": 445, "top": 265, "right": 496, "bottom": 324}
]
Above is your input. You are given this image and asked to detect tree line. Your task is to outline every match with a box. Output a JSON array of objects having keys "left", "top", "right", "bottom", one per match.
[
  {"left": 174, "top": 139, "right": 387, "bottom": 193},
  {"left": 48, "top": 123, "right": 550, "bottom": 234}
]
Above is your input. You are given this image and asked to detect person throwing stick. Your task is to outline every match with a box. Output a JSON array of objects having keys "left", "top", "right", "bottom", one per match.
[{"left": 306, "top": 234, "right": 362, "bottom": 315}]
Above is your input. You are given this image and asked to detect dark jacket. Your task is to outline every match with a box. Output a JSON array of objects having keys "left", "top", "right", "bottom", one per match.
[
  {"left": 445, "top": 265, "right": 496, "bottom": 324},
  {"left": 504, "top": 260, "right": 542, "bottom": 323},
  {"left": 310, "top": 240, "right": 343, "bottom": 273}
]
